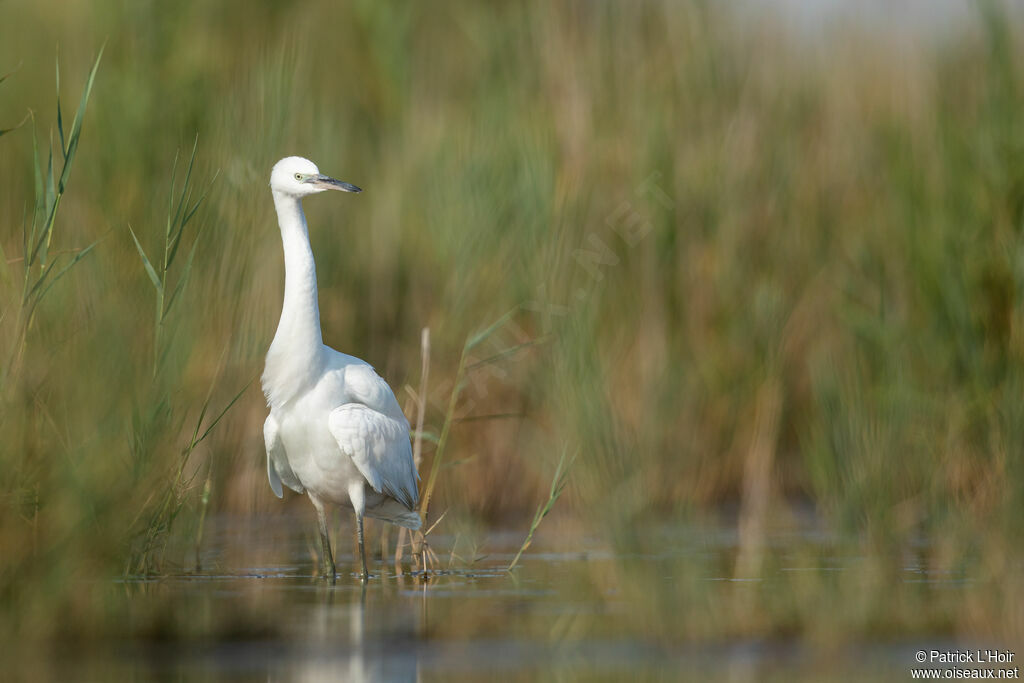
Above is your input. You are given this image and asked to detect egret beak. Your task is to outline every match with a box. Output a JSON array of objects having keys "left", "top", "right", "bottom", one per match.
[{"left": 308, "top": 174, "right": 362, "bottom": 193}]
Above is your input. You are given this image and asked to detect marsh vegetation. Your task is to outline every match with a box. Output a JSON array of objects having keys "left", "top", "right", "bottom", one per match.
[{"left": 1, "top": 0, "right": 1022, "bottom": 678}]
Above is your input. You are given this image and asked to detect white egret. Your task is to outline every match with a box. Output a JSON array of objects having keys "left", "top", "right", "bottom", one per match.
[{"left": 262, "top": 156, "right": 420, "bottom": 582}]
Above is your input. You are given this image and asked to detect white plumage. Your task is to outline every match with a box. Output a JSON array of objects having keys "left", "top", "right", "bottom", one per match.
[{"left": 262, "top": 156, "right": 420, "bottom": 582}]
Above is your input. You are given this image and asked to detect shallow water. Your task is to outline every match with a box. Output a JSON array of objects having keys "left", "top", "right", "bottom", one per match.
[{"left": 29, "top": 513, "right": 990, "bottom": 681}]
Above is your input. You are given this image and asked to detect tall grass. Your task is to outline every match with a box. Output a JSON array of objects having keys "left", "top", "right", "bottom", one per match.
[
  {"left": 4, "top": 51, "right": 102, "bottom": 380},
  {"left": 0, "top": 0, "right": 1022, "bottom": 644},
  {"left": 124, "top": 142, "right": 253, "bottom": 575}
]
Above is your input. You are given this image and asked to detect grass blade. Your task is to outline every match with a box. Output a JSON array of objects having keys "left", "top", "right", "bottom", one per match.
[
  {"left": 465, "top": 307, "right": 518, "bottom": 351},
  {"left": 507, "top": 448, "right": 574, "bottom": 572},
  {"left": 28, "top": 143, "right": 56, "bottom": 268},
  {"left": 195, "top": 374, "right": 257, "bottom": 446},
  {"left": 30, "top": 117, "right": 42, "bottom": 240},
  {"left": 166, "top": 139, "right": 211, "bottom": 271},
  {"left": 128, "top": 224, "right": 162, "bottom": 293},
  {"left": 182, "top": 193, "right": 208, "bottom": 229},
  {"left": 412, "top": 430, "right": 440, "bottom": 444},
  {"left": 57, "top": 46, "right": 103, "bottom": 194},
  {"left": 24, "top": 260, "right": 57, "bottom": 302},
  {"left": 465, "top": 337, "right": 546, "bottom": 371},
  {"left": 0, "top": 112, "right": 29, "bottom": 139},
  {"left": 55, "top": 56, "right": 65, "bottom": 157},
  {"left": 167, "top": 138, "right": 199, "bottom": 265},
  {"left": 165, "top": 148, "right": 180, "bottom": 247},
  {"left": 44, "top": 135, "right": 55, "bottom": 211},
  {"left": 163, "top": 229, "right": 201, "bottom": 315},
  {"left": 0, "top": 63, "right": 21, "bottom": 85},
  {"left": 35, "top": 238, "right": 102, "bottom": 302}
]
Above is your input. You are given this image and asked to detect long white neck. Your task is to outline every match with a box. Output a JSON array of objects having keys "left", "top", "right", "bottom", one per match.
[{"left": 263, "top": 191, "right": 324, "bottom": 408}]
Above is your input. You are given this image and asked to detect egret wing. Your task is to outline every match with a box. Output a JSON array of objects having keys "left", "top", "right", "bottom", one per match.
[
  {"left": 328, "top": 403, "right": 419, "bottom": 510},
  {"left": 264, "top": 415, "right": 304, "bottom": 498}
]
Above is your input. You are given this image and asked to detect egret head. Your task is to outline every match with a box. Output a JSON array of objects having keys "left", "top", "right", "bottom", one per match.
[{"left": 270, "top": 156, "right": 362, "bottom": 198}]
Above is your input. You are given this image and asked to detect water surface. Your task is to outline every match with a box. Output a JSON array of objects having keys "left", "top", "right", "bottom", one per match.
[{"left": 31, "top": 513, "right": 984, "bottom": 681}]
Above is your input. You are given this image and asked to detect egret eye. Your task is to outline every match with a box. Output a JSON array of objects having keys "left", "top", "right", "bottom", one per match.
[{"left": 294, "top": 173, "right": 302, "bottom": 181}]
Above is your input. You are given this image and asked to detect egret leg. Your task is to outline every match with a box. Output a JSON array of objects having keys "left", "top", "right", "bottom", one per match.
[
  {"left": 347, "top": 481, "right": 370, "bottom": 582},
  {"left": 356, "top": 513, "right": 369, "bottom": 582},
  {"left": 310, "top": 496, "right": 336, "bottom": 583}
]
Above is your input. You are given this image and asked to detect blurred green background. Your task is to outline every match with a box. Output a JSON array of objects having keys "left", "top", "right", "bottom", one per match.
[{"left": 2, "top": 0, "right": 1023, "bottom": 655}]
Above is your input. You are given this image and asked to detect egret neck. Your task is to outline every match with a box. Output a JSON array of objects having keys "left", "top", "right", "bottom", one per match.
[{"left": 264, "top": 190, "right": 324, "bottom": 409}]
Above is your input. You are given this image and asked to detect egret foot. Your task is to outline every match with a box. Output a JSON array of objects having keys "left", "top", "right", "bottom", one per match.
[
  {"left": 312, "top": 496, "right": 336, "bottom": 584},
  {"left": 319, "top": 545, "right": 336, "bottom": 583},
  {"left": 321, "top": 556, "right": 337, "bottom": 583}
]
